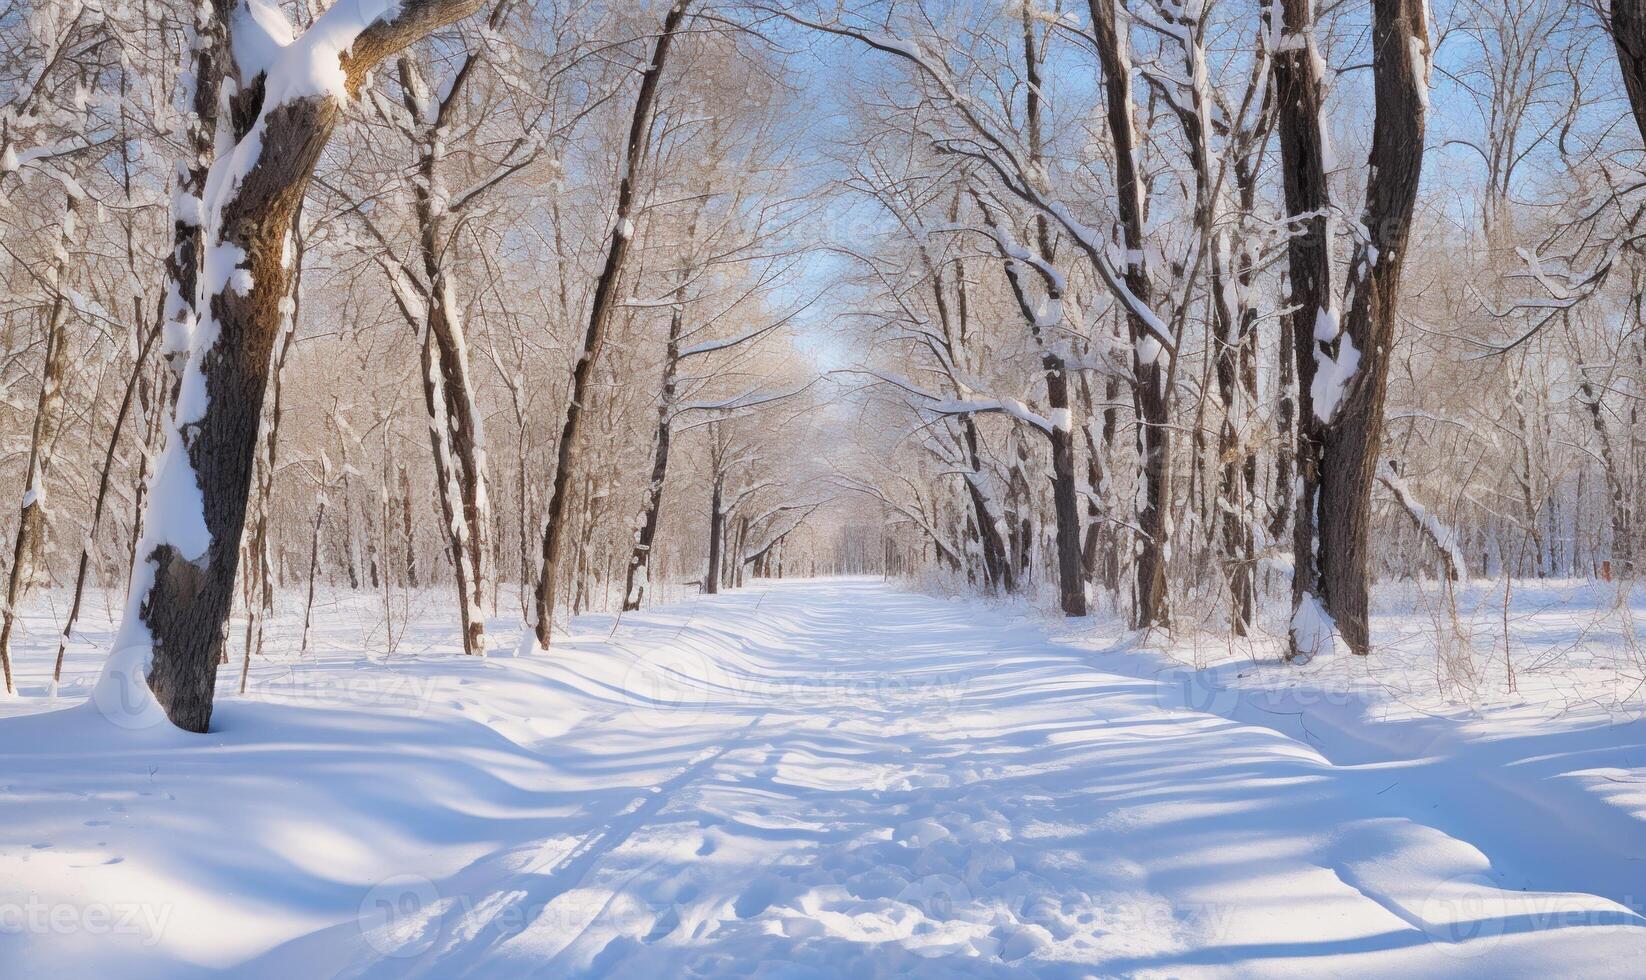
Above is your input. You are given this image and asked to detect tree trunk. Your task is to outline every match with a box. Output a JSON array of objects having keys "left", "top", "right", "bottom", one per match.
[
  {"left": 1215, "top": 192, "right": 1263, "bottom": 635},
  {"left": 1194, "top": 54, "right": 1267, "bottom": 636},
  {"left": 1315, "top": 0, "right": 1429, "bottom": 655},
  {"left": 624, "top": 301, "right": 684, "bottom": 610},
  {"left": 1089, "top": 0, "right": 1170, "bottom": 628},
  {"left": 1612, "top": 0, "right": 1646, "bottom": 144},
  {"left": 299, "top": 498, "right": 327, "bottom": 658},
  {"left": 399, "top": 464, "right": 419, "bottom": 588},
  {"left": 977, "top": 202, "right": 1086, "bottom": 615},
  {"left": 961, "top": 419, "right": 1012, "bottom": 592},
  {"left": 1274, "top": 0, "right": 1429, "bottom": 657},
  {"left": 239, "top": 269, "right": 300, "bottom": 693},
  {"left": 1273, "top": 0, "right": 1338, "bottom": 657},
  {"left": 704, "top": 475, "right": 724, "bottom": 596},
  {"left": 1270, "top": 304, "right": 1296, "bottom": 539},
  {"left": 733, "top": 515, "right": 750, "bottom": 589},
  {"left": 0, "top": 191, "right": 81, "bottom": 692},
  {"left": 94, "top": 0, "right": 487, "bottom": 731},
  {"left": 400, "top": 53, "right": 490, "bottom": 655},
  {"left": 533, "top": 0, "right": 693, "bottom": 648},
  {"left": 915, "top": 197, "right": 1011, "bottom": 594},
  {"left": 420, "top": 321, "right": 482, "bottom": 652},
  {"left": 572, "top": 471, "right": 598, "bottom": 615},
  {"left": 1024, "top": 11, "right": 1086, "bottom": 617},
  {"left": 1580, "top": 377, "right": 1636, "bottom": 576},
  {"left": 1047, "top": 374, "right": 1088, "bottom": 617}
]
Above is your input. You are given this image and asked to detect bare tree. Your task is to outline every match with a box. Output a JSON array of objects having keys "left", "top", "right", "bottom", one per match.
[
  {"left": 1273, "top": 0, "right": 1432, "bottom": 657},
  {"left": 532, "top": 0, "right": 694, "bottom": 647},
  {"left": 96, "top": 0, "right": 489, "bottom": 732}
]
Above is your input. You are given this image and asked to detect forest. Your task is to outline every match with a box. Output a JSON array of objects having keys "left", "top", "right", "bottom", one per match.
[
  {"left": 2, "top": 0, "right": 1645, "bottom": 975},
  {"left": 0, "top": 0, "right": 1639, "bottom": 725}
]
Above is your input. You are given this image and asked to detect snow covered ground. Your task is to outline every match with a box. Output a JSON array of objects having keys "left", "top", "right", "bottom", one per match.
[{"left": 2, "top": 578, "right": 1645, "bottom": 977}]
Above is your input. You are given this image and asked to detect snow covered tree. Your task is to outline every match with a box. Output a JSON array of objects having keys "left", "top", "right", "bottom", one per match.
[
  {"left": 1272, "top": 0, "right": 1431, "bottom": 658},
  {"left": 96, "top": 0, "right": 489, "bottom": 732}
]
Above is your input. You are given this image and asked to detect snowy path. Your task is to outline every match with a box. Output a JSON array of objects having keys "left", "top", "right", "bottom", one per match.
[{"left": 4, "top": 579, "right": 1645, "bottom": 977}]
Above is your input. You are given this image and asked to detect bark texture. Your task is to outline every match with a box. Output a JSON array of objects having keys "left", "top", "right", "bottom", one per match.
[
  {"left": 1089, "top": 0, "right": 1170, "bottom": 628},
  {"left": 132, "top": 0, "right": 487, "bottom": 731},
  {"left": 1314, "top": 0, "right": 1429, "bottom": 655},
  {"left": 1612, "top": 0, "right": 1646, "bottom": 144},
  {"left": 1272, "top": 0, "right": 1428, "bottom": 657}
]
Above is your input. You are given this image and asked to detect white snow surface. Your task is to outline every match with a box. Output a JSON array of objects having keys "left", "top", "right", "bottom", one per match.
[{"left": 3, "top": 578, "right": 1645, "bottom": 976}]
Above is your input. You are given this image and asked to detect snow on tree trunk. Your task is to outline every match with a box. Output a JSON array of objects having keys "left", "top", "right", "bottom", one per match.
[
  {"left": 1089, "top": 0, "right": 1171, "bottom": 629},
  {"left": 0, "top": 188, "right": 81, "bottom": 693},
  {"left": 92, "top": 0, "right": 488, "bottom": 732},
  {"left": 1314, "top": 0, "right": 1430, "bottom": 656},
  {"left": 399, "top": 53, "right": 490, "bottom": 656},
  {"left": 421, "top": 321, "right": 483, "bottom": 654},
  {"left": 1272, "top": 0, "right": 1430, "bottom": 657},
  {"left": 1273, "top": 0, "right": 1339, "bottom": 659}
]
